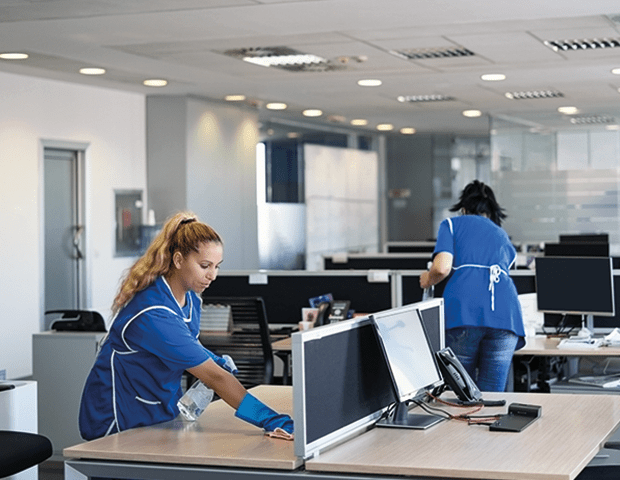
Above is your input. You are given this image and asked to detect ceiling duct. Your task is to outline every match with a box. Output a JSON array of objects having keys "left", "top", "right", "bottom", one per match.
[
  {"left": 397, "top": 94, "right": 456, "bottom": 103},
  {"left": 390, "top": 47, "right": 475, "bottom": 60},
  {"left": 220, "top": 46, "right": 346, "bottom": 72},
  {"left": 544, "top": 38, "right": 620, "bottom": 52},
  {"left": 505, "top": 90, "right": 564, "bottom": 100},
  {"left": 569, "top": 115, "right": 616, "bottom": 125}
]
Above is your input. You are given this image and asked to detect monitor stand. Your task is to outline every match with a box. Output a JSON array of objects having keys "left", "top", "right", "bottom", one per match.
[
  {"left": 376, "top": 401, "right": 444, "bottom": 430},
  {"left": 576, "top": 314, "right": 594, "bottom": 338}
]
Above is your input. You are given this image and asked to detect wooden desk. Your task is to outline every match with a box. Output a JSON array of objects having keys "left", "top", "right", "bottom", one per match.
[
  {"left": 513, "top": 335, "right": 620, "bottom": 391},
  {"left": 64, "top": 385, "right": 300, "bottom": 479},
  {"left": 306, "top": 392, "right": 620, "bottom": 480},
  {"left": 516, "top": 335, "right": 620, "bottom": 357},
  {"left": 65, "top": 386, "right": 620, "bottom": 480}
]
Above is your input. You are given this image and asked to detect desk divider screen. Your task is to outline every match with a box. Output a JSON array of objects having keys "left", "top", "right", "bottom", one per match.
[
  {"left": 204, "top": 271, "right": 394, "bottom": 326},
  {"left": 292, "top": 317, "right": 395, "bottom": 459}
]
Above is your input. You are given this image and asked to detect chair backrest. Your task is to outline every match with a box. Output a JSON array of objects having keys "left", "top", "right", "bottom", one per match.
[{"left": 200, "top": 296, "right": 274, "bottom": 388}]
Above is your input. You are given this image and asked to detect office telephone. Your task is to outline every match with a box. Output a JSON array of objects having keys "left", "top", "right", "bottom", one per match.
[
  {"left": 435, "top": 347, "right": 483, "bottom": 403},
  {"left": 315, "top": 300, "right": 351, "bottom": 326}
]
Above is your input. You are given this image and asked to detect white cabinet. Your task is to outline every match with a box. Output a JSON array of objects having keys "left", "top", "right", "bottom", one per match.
[
  {"left": 32, "top": 332, "right": 104, "bottom": 456},
  {"left": 0, "top": 381, "right": 38, "bottom": 480}
]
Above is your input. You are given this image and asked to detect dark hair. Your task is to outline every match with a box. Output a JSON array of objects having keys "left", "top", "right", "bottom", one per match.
[{"left": 449, "top": 180, "right": 507, "bottom": 226}]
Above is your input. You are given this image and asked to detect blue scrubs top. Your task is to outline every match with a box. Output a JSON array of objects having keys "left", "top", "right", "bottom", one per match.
[
  {"left": 79, "top": 277, "right": 213, "bottom": 440},
  {"left": 434, "top": 215, "right": 525, "bottom": 349}
]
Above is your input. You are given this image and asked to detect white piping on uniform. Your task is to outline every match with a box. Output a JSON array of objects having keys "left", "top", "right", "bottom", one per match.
[
  {"left": 109, "top": 301, "right": 190, "bottom": 435},
  {"left": 136, "top": 396, "right": 161, "bottom": 405},
  {"left": 453, "top": 263, "right": 507, "bottom": 311}
]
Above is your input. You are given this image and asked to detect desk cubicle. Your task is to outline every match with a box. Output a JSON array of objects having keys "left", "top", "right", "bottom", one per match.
[
  {"left": 203, "top": 270, "right": 396, "bottom": 328},
  {"left": 323, "top": 252, "right": 432, "bottom": 271},
  {"left": 65, "top": 304, "right": 620, "bottom": 480}
]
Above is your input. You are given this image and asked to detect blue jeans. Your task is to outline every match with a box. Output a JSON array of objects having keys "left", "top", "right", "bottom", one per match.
[{"left": 446, "top": 327, "right": 518, "bottom": 392}]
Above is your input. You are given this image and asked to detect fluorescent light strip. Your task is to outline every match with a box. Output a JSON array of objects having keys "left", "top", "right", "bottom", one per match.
[{"left": 243, "top": 54, "right": 326, "bottom": 67}]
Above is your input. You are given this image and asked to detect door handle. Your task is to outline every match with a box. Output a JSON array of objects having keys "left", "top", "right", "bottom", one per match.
[{"left": 73, "top": 225, "right": 84, "bottom": 260}]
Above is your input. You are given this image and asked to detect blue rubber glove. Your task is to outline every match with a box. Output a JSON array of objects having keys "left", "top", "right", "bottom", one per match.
[
  {"left": 234, "top": 393, "right": 294, "bottom": 434},
  {"left": 206, "top": 351, "right": 238, "bottom": 375}
]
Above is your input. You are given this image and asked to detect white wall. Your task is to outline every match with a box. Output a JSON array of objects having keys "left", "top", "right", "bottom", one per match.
[
  {"left": 186, "top": 98, "right": 260, "bottom": 269},
  {"left": 0, "top": 71, "right": 146, "bottom": 379}
]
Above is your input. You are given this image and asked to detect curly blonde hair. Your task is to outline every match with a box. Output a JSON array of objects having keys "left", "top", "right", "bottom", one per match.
[{"left": 111, "top": 211, "right": 223, "bottom": 314}]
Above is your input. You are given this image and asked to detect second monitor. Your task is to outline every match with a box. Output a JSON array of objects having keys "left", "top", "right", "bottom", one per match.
[{"left": 371, "top": 300, "right": 445, "bottom": 429}]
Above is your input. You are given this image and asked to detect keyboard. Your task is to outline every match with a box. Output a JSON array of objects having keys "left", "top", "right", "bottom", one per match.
[{"left": 557, "top": 338, "right": 603, "bottom": 349}]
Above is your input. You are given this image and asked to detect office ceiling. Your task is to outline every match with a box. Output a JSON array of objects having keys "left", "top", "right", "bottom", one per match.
[{"left": 2, "top": 0, "right": 620, "bottom": 136}]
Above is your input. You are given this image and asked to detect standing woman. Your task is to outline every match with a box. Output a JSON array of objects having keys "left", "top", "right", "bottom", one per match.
[
  {"left": 420, "top": 180, "right": 525, "bottom": 392},
  {"left": 79, "top": 212, "right": 293, "bottom": 440}
]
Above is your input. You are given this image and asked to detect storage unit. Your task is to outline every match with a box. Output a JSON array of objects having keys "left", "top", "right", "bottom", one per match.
[
  {"left": 0, "top": 381, "right": 39, "bottom": 480},
  {"left": 32, "top": 332, "right": 104, "bottom": 457}
]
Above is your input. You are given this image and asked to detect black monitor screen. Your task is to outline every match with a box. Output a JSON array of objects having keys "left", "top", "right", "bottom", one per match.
[
  {"left": 535, "top": 256, "right": 615, "bottom": 317},
  {"left": 371, "top": 303, "right": 443, "bottom": 403}
]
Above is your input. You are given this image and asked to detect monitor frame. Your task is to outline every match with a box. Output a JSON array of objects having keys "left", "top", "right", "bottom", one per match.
[
  {"left": 535, "top": 256, "right": 615, "bottom": 318},
  {"left": 370, "top": 302, "right": 444, "bottom": 405}
]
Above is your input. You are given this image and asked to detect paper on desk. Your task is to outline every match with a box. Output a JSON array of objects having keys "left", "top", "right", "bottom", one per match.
[{"left": 605, "top": 328, "right": 620, "bottom": 347}]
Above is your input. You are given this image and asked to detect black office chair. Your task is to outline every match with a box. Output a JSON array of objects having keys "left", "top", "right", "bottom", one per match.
[
  {"left": 0, "top": 430, "right": 53, "bottom": 478},
  {"left": 200, "top": 296, "right": 274, "bottom": 388}
]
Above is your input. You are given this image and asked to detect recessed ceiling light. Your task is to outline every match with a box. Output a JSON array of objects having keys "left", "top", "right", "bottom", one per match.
[
  {"left": 376, "top": 123, "right": 394, "bottom": 131},
  {"left": 481, "top": 73, "right": 506, "bottom": 81},
  {"left": 351, "top": 119, "right": 368, "bottom": 126},
  {"left": 400, "top": 127, "right": 416, "bottom": 135},
  {"left": 302, "top": 109, "right": 323, "bottom": 117},
  {"left": 0, "top": 52, "right": 28, "bottom": 60},
  {"left": 79, "top": 67, "right": 106, "bottom": 75},
  {"left": 143, "top": 79, "right": 168, "bottom": 87},
  {"left": 225, "top": 94, "right": 246, "bottom": 101},
  {"left": 558, "top": 106, "right": 579, "bottom": 115},
  {"left": 287, "top": 132, "right": 300, "bottom": 138},
  {"left": 613, "top": 68, "right": 620, "bottom": 75},
  {"left": 358, "top": 79, "right": 382, "bottom": 87},
  {"left": 266, "top": 102, "right": 287, "bottom": 110},
  {"left": 606, "top": 125, "right": 620, "bottom": 131},
  {"left": 462, "top": 110, "right": 482, "bottom": 118}
]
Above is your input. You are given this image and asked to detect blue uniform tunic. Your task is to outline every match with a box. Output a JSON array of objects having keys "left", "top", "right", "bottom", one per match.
[
  {"left": 434, "top": 215, "right": 525, "bottom": 349},
  {"left": 79, "top": 277, "right": 212, "bottom": 440}
]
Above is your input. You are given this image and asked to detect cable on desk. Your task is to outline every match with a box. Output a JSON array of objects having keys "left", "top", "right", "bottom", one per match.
[{"left": 418, "top": 394, "right": 502, "bottom": 426}]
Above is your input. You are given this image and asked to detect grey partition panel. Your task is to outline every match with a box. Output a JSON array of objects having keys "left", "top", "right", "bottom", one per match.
[
  {"left": 292, "top": 318, "right": 395, "bottom": 459},
  {"left": 204, "top": 271, "right": 394, "bottom": 325},
  {"left": 323, "top": 253, "right": 432, "bottom": 271}
]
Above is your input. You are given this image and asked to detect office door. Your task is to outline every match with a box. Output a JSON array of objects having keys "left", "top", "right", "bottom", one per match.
[{"left": 44, "top": 148, "right": 85, "bottom": 311}]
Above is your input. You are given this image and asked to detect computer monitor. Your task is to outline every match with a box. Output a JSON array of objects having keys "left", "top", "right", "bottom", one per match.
[
  {"left": 535, "top": 256, "right": 615, "bottom": 334},
  {"left": 370, "top": 302, "right": 445, "bottom": 430}
]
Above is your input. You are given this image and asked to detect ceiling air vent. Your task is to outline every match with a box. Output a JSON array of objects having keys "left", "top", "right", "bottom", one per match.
[
  {"left": 505, "top": 90, "right": 564, "bottom": 100},
  {"left": 569, "top": 115, "right": 616, "bottom": 125},
  {"left": 220, "top": 46, "right": 345, "bottom": 72},
  {"left": 544, "top": 38, "right": 620, "bottom": 52},
  {"left": 397, "top": 94, "right": 456, "bottom": 103},
  {"left": 390, "top": 47, "right": 475, "bottom": 60}
]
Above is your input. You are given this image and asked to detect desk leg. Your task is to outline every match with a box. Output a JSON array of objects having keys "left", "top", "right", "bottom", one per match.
[
  {"left": 65, "top": 463, "right": 88, "bottom": 480},
  {"left": 275, "top": 352, "right": 292, "bottom": 385}
]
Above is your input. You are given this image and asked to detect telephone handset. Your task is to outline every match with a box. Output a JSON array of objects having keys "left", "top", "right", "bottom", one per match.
[
  {"left": 315, "top": 300, "right": 351, "bottom": 326},
  {"left": 315, "top": 302, "right": 332, "bottom": 326},
  {"left": 435, "top": 347, "right": 482, "bottom": 403}
]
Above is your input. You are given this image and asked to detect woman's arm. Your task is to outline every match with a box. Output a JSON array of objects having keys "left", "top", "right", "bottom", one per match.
[
  {"left": 187, "top": 359, "right": 246, "bottom": 409},
  {"left": 419, "top": 252, "right": 453, "bottom": 289}
]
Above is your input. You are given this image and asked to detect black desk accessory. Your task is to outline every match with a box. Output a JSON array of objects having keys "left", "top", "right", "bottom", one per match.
[
  {"left": 490, "top": 403, "right": 542, "bottom": 432},
  {"left": 0, "top": 383, "right": 15, "bottom": 392},
  {"left": 47, "top": 309, "right": 106, "bottom": 332}
]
